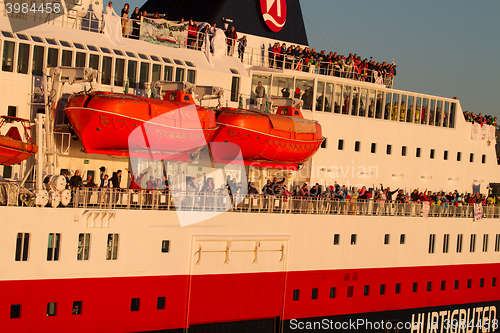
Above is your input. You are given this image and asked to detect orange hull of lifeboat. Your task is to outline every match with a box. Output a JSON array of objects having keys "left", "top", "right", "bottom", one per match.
[
  {"left": 64, "top": 91, "right": 217, "bottom": 160},
  {"left": 210, "top": 106, "right": 324, "bottom": 170},
  {"left": 0, "top": 117, "right": 38, "bottom": 165}
]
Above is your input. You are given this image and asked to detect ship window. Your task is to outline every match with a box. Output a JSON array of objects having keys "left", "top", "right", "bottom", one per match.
[
  {"left": 426, "top": 281, "right": 432, "bottom": 291},
  {"left": 125, "top": 51, "right": 135, "bottom": 57},
  {"left": 230, "top": 76, "right": 240, "bottom": 102},
  {"left": 457, "top": 234, "right": 463, "bottom": 253},
  {"left": 131, "top": 298, "right": 140, "bottom": 311},
  {"left": 363, "top": 285, "right": 369, "bottom": 296},
  {"left": 384, "top": 234, "right": 389, "bottom": 244},
  {"left": 77, "top": 233, "right": 91, "bottom": 260},
  {"left": 100, "top": 47, "right": 111, "bottom": 54},
  {"left": 312, "top": 288, "right": 318, "bottom": 299},
  {"left": 187, "top": 69, "right": 196, "bottom": 84},
  {"left": 333, "top": 234, "right": 339, "bottom": 245},
  {"left": 175, "top": 67, "right": 184, "bottom": 82},
  {"left": 164, "top": 66, "right": 173, "bottom": 81},
  {"left": 482, "top": 234, "right": 488, "bottom": 252},
  {"left": 482, "top": 155, "right": 486, "bottom": 164},
  {"left": 469, "top": 153, "right": 474, "bottom": 163},
  {"left": 292, "top": 289, "right": 299, "bottom": 301},
  {"left": 354, "top": 141, "right": 360, "bottom": 152},
  {"left": 106, "top": 234, "right": 119, "bottom": 260},
  {"left": 350, "top": 234, "right": 357, "bottom": 245},
  {"left": 89, "top": 54, "right": 99, "bottom": 71},
  {"left": 443, "top": 234, "right": 449, "bottom": 253},
  {"left": 316, "top": 81, "right": 326, "bottom": 112},
  {"left": 152, "top": 63, "right": 162, "bottom": 83},
  {"left": 467, "top": 279, "right": 472, "bottom": 289},
  {"left": 454, "top": 280, "right": 459, "bottom": 289},
  {"left": 128, "top": 60, "right": 137, "bottom": 86},
  {"left": 47, "top": 233, "right": 61, "bottom": 261},
  {"left": 138, "top": 53, "right": 148, "bottom": 60},
  {"left": 47, "top": 48, "right": 59, "bottom": 68},
  {"left": 173, "top": 59, "right": 183, "bottom": 65},
  {"left": 400, "top": 234, "right": 405, "bottom": 244},
  {"left": 8, "top": 106, "right": 17, "bottom": 117},
  {"left": 185, "top": 61, "right": 195, "bottom": 67},
  {"left": 428, "top": 234, "right": 435, "bottom": 253},
  {"left": 161, "top": 240, "right": 170, "bottom": 253},
  {"left": 62, "top": 50, "right": 72, "bottom": 66},
  {"left": 386, "top": 144, "right": 392, "bottom": 155},
  {"left": 113, "top": 49, "right": 123, "bottom": 56},
  {"left": 1, "top": 31, "right": 13, "bottom": 38},
  {"left": 480, "top": 278, "right": 484, "bottom": 288},
  {"left": 149, "top": 55, "right": 160, "bottom": 62},
  {"left": 470, "top": 234, "right": 476, "bottom": 252},
  {"left": 441, "top": 281, "right": 446, "bottom": 290},
  {"left": 395, "top": 283, "right": 401, "bottom": 294},
  {"left": 380, "top": 284, "right": 385, "bottom": 295},
  {"left": 416, "top": 147, "right": 421, "bottom": 158},
  {"left": 347, "top": 286, "right": 353, "bottom": 297},
  {"left": 157, "top": 297, "right": 166, "bottom": 309},
  {"left": 338, "top": 139, "right": 344, "bottom": 150},
  {"left": 230, "top": 68, "right": 239, "bottom": 74},
  {"left": 430, "top": 149, "right": 435, "bottom": 159},
  {"left": 351, "top": 86, "right": 359, "bottom": 115},
  {"left": 401, "top": 146, "right": 407, "bottom": 156},
  {"left": 444, "top": 150, "right": 448, "bottom": 160},
  {"left": 493, "top": 278, "right": 497, "bottom": 287},
  {"left": 412, "top": 282, "right": 418, "bottom": 292},
  {"left": 2, "top": 40, "right": 15, "bottom": 72},
  {"left": 449, "top": 103, "right": 456, "bottom": 128},
  {"left": 46, "top": 302, "right": 57, "bottom": 316},
  {"left": 330, "top": 287, "right": 336, "bottom": 298},
  {"left": 17, "top": 43, "right": 30, "bottom": 74},
  {"left": 321, "top": 138, "right": 327, "bottom": 149},
  {"left": 72, "top": 301, "right": 82, "bottom": 315},
  {"left": 10, "top": 304, "right": 21, "bottom": 318},
  {"left": 15, "top": 232, "right": 30, "bottom": 261},
  {"left": 87, "top": 45, "right": 98, "bottom": 52},
  {"left": 370, "top": 143, "right": 376, "bottom": 154},
  {"left": 3, "top": 165, "right": 12, "bottom": 178},
  {"left": 139, "top": 62, "right": 150, "bottom": 89},
  {"left": 73, "top": 43, "right": 84, "bottom": 50},
  {"left": 101, "top": 56, "right": 112, "bottom": 85},
  {"left": 457, "top": 152, "right": 461, "bottom": 161},
  {"left": 495, "top": 234, "right": 500, "bottom": 252},
  {"left": 46, "top": 38, "right": 57, "bottom": 45},
  {"left": 162, "top": 57, "right": 172, "bottom": 63},
  {"left": 31, "top": 35, "right": 43, "bottom": 43},
  {"left": 75, "top": 52, "right": 86, "bottom": 67},
  {"left": 114, "top": 58, "right": 125, "bottom": 86},
  {"left": 60, "top": 40, "right": 71, "bottom": 47}
]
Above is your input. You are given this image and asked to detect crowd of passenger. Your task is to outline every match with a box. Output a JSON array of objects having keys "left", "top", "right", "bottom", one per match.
[
  {"left": 268, "top": 42, "right": 396, "bottom": 82},
  {"left": 463, "top": 111, "right": 497, "bottom": 127}
]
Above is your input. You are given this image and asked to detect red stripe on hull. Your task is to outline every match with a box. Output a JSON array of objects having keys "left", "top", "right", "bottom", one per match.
[{"left": 1, "top": 264, "right": 499, "bottom": 332}]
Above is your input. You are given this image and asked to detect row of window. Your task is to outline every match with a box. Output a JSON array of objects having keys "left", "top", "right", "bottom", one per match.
[
  {"left": 428, "top": 233, "right": 500, "bottom": 254},
  {"left": 9, "top": 296, "right": 167, "bottom": 319},
  {"left": 1, "top": 37, "right": 196, "bottom": 88},
  {"left": 252, "top": 74, "right": 457, "bottom": 129},
  {"left": 333, "top": 233, "right": 406, "bottom": 245},
  {"left": 335, "top": 139, "right": 487, "bottom": 163},
  {"left": 292, "top": 277, "right": 497, "bottom": 301},
  {"left": 14, "top": 232, "right": 171, "bottom": 262}
]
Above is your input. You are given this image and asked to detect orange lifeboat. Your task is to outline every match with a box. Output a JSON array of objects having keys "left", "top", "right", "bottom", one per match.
[
  {"left": 210, "top": 106, "right": 324, "bottom": 170},
  {"left": 64, "top": 91, "right": 217, "bottom": 160},
  {"left": 0, "top": 116, "right": 38, "bottom": 165}
]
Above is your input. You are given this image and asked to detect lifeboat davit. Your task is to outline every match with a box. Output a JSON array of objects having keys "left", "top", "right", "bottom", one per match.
[
  {"left": 64, "top": 90, "right": 217, "bottom": 160},
  {"left": 210, "top": 106, "right": 324, "bottom": 170},
  {"left": 0, "top": 116, "right": 38, "bottom": 165}
]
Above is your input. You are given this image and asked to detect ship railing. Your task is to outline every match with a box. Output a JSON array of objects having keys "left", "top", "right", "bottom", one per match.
[{"left": 65, "top": 187, "right": 500, "bottom": 219}]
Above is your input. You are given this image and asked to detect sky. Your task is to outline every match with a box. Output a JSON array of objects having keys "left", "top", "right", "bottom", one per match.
[{"left": 110, "top": 0, "right": 500, "bottom": 119}]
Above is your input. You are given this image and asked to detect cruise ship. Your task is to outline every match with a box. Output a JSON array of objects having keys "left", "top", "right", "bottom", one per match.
[{"left": 1, "top": 0, "right": 499, "bottom": 332}]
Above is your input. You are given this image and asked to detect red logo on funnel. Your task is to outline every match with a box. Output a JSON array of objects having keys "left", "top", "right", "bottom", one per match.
[{"left": 260, "top": 0, "right": 287, "bottom": 32}]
